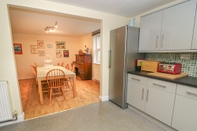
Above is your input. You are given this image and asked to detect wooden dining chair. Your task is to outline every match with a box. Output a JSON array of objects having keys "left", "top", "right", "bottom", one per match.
[
  {"left": 30, "top": 65, "right": 37, "bottom": 81},
  {"left": 70, "top": 64, "right": 75, "bottom": 73},
  {"left": 65, "top": 64, "right": 70, "bottom": 70},
  {"left": 61, "top": 62, "right": 64, "bottom": 67},
  {"left": 30, "top": 65, "right": 48, "bottom": 93},
  {"left": 34, "top": 62, "right": 37, "bottom": 67},
  {"left": 46, "top": 69, "right": 67, "bottom": 103}
]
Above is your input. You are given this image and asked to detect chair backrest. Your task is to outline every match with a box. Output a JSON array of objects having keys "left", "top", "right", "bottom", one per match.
[
  {"left": 46, "top": 69, "right": 66, "bottom": 88},
  {"left": 61, "top": 62, "right": 64, "bottom": 67},
  {"left": 65, "top": 64, "right": 70, "bottom": 70},
  {"left": 34, "top": 62, "right": 37, "bottom": 67},
  {"left": 70, "top": 64, "right": 75, "bottom": 72},
  {"left": 30, "top": 65, "right": 37, "bottom": 77}
]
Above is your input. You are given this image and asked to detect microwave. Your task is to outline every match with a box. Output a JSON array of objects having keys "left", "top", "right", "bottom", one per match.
[{"left": 158, "top": 63, "right": 182, "bottom": 74}]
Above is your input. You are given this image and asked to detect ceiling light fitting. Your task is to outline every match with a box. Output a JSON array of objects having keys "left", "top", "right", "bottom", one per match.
[{"left": 45, "top": 22, "right": 58, "bottom": 33}]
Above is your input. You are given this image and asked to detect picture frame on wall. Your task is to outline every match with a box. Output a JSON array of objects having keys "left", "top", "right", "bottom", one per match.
[
  {"left": 56, "top": 50, "right": 62, "bottom": 58},
  {"left": 37, "top": 40, "right": 45, "bottom": 49},
  {"left": 30, "top": 45, "right": 38, "bottom": 54},
  {"left": 14, "top": 43, "right": 23, "bottom": 55},
  {"left": 38, "top": 50, "right": 45, "bottom": 56},
  {"left": 63, "top": 50, "right": 69, "bottom": 57},
  {"left": 56, "top": 41, "right": 65, "bottom": 49}
]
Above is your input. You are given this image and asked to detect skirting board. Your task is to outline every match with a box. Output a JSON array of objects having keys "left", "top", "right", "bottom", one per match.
[
  {"left": 128, "top": 105, "right": 177, "bottom": 131},
  {"left": 0, "top": 112, "right": 24, "bottom": 127},
  {"left": 99, "top": 96, "right": 109, "bottom": 101}
]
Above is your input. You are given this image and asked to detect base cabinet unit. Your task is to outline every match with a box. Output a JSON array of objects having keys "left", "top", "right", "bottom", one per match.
[
  {"left": 127, "top": 74, "right": 176, "bottom": 126},
  {"left": 127, "top": 74, "right": 147, "bottom": 111},
  {"left": 145, "top": 79, "right": 176, "bottom": 126},
  {"left": 172, "top": 84, "right": 197, "bottom": 131}
]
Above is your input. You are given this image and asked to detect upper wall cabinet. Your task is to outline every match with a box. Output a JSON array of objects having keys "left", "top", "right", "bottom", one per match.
[
  {"left": 192, "top": 5, "right": 197, "bottom": 49},
  {"left": 139, "top": 11, "right": 162, "bottom": 51},
  {"left": 139, "top": 0, "right": 197, "bottom": 52}
]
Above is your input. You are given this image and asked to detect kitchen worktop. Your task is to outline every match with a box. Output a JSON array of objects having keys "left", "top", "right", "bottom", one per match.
[{"left": 128, "top": 71, "right": 197, "bottom": 88}]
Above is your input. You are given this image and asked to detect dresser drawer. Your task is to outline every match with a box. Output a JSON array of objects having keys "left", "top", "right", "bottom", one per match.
[
  {"left": 128, "top": 74, "right": 147, "bottom": 85},
  {"left": 147, "top": 78, "right": 176, "bottom": 93},
  {"left": 177, "top": 84, "right": 197, "bottom": 100}
]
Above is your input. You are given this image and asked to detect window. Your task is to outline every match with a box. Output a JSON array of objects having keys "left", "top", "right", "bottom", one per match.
[{"left": 93, "top": 34, "right": 100, "bottom": 64}]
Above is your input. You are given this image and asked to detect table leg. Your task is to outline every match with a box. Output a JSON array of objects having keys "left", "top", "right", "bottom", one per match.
[
  {"left": 72, "top": 76, "right": 76, "bottom": 97},
  {"left": 38, "top": 79, "right": 43, "bottom": 104}
]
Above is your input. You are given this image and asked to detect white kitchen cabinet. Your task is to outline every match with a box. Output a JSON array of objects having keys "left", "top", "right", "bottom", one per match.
[
  {"left": 139, "top": 11, "right": 162, "bottom": 51},
  {"left": 127, "top": 74, "right": 176, "bottom": 126},
  {"left": 172, "top": 84, "right": 197, "bottom": 131},
  {"left": 127, "top": 81, "right": 146, "bottom": 111},
  {"left": 145, "top": 78, "right": 176, "bottom": 126},
  {"left": 192, "top": 2, "right": 197, "bottom": 49},
  {"left": 161, "top": 0, "right": 196, "bottom": 50},
  {"left": 139, "top": 0, "right": 196, "bottom": 52},
  {"left": 127, "top": 74, "right": 147, "bottom": 111}
]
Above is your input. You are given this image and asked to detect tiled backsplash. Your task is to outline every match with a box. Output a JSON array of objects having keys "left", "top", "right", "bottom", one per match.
[{"left": 145, "top": 53, "right": 197, "bottom": 77}]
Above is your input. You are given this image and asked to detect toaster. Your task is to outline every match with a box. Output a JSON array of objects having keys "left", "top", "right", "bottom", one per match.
[{"left": 158, "top": 63, "right": 182, "bottom": 74}]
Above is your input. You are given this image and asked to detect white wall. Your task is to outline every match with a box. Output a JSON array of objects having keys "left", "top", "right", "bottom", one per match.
[
  {"left": 13, "top": 33, "right": 80, "bottom": 79},
  {"left": 0, "top": 0, "right": 129, "bottom": 122}
]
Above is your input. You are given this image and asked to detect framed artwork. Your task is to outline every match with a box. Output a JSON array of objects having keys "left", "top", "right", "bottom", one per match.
[
  {"left": 38, "top": 50, "right": 45, "bottom": 56},
  {"left": 56, "top": 41, "right": 65, "bottom": 49},
  {"left": 63, "top": 50, "right": 69, "bottom": 57},
  {"left": 30, "top": 45, "right": 38, "bottom": 54},
  {"left": 56, "top": 50, "right": 62, "bottom": 58},
  {"left": 14, "top": 43, "right": 23, "bottom": 54},
  {"left": 37, "top": 40, "right": 45, "bottom": 49}
]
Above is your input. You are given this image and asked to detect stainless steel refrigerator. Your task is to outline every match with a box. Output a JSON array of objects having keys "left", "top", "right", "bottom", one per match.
[{"left": 109, "top": 25, "right": 144, "bottom": 109}]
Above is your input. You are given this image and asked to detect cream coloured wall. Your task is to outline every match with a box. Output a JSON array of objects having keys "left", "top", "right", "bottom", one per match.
[
  {"left": 79, "top": 34, "right": 100, "bottom": 81},
  {"left": 0, "top": 0, "right": 129, "bottom": 120},
  {"left": 79, "top": 34, "right": 93, "bottom": 54},
  {"left": 13, "top": 33, "right": 80, "bottom": 80}
]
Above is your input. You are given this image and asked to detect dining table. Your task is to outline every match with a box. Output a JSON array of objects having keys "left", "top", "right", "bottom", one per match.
[{"left": 37, "top": 65, "right": 76, "bottom": 105}]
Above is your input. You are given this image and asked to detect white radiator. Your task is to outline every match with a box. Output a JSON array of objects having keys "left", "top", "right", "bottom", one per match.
[{"left": 0, "top": 81, "right": 13, "bottom": 122}]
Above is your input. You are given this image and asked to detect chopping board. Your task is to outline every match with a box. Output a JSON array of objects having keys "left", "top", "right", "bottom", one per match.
[{"left": 147, "top": 72, "right": 188, "bottom": 80}]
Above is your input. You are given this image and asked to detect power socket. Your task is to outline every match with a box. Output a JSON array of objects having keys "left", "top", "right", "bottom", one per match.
[{"left": 180, "top": 54, "right": 190, "bottom": 60}]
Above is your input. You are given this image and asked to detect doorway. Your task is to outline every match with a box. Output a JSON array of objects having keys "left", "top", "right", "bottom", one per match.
[{"left": 9, "top": 6, "right": 101, "bottom": 120}]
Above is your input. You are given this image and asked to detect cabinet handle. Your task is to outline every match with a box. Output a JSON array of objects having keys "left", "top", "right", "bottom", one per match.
[
  {"left": 131, "top": 78, "right": 140, "bottom": 81},
  {"left": 155, "top": 36, "right": 158, "bottom": 48},
  {"left": 153, "top": 83, "right": 166, "bottom": 88},
  {"left": 109, "top": 50, "right": 111, "bottom": 68},
  {"left": 142, "top": 88, "right": 144, "bottom": 100},
  {"left": 186, "top": 91, "right": 197, "bottom": 96},
  {"left": 146, "top": 90, "right": 149, "bottom": 101},
  {"left": 161, "top": 35, "right": 164, "bottom": 48}
]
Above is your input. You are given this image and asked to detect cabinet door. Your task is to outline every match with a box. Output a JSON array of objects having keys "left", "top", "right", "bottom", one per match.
[
  {"left": 192, "top": 0, "right": 197, "bottom": 49},
  {"left": 172, "top": 95, "right": 197, "bottom": 131},
  {"left": 145, "top": 86, "right": 175, "bottom": 126},
  {"left": 127, "top": 81, "right": 146, "bottom": 111},
  {"left": 161, "top": 0, "right": 196, "bottom": 50},
  {"left": 139, "top": 11, "right": 162, "bottom": 52}
]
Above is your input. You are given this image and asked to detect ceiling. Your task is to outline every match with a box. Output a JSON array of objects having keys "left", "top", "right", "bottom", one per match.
[
  {"left": 9, "top": 7, "right": 101, "bottom": 37},
  {"left": 47, "top": 0, "right": 178, "bottom": 17},
  {"left": 9, "top": 0, "right": 178, "bottom": 37}
]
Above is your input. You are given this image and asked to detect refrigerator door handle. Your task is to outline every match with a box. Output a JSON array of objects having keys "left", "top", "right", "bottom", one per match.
[{"left": 109, "top": 50, "right": 111, "bottom": 68}]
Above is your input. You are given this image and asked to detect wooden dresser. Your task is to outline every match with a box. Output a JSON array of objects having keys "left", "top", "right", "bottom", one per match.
[{"left": 73, "top": 54, "right": 92, "bottom": 80}]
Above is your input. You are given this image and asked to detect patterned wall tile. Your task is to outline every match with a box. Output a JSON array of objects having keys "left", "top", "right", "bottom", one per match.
[{"left": 145, "top": 53, "right": 197, "bottom": 77}]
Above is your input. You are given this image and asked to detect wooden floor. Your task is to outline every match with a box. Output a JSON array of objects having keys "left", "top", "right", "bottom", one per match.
[{"left": 19, "top": 77, "right": 100, "bottom": 120}]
